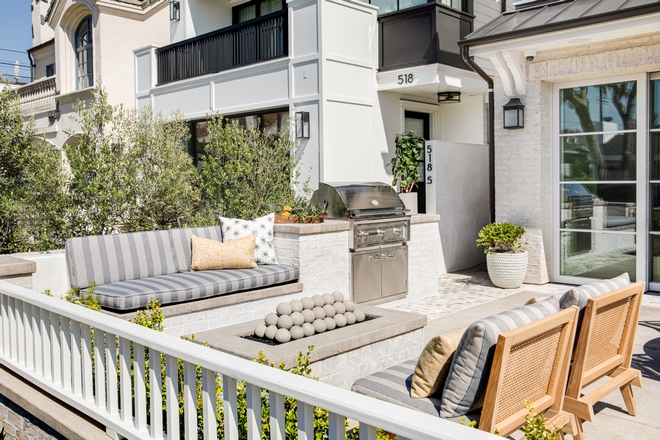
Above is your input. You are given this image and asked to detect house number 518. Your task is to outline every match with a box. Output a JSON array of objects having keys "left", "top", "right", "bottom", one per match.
[{"left": 397, "top": 74, "right": 413, "bottom": 85}]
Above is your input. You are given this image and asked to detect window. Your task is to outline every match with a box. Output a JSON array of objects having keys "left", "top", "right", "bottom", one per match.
[
  {"left": 75, "top": 16, "right": 93, "bottom": 90},
  {"left": 233, "top": 0, "right": 284, "bottom": 24},
  {"left": 46, "top": 63, "right": 55, "bottom": 77},
  {"left": 361, "top": 0, "right": 466, "bottom": 16}
]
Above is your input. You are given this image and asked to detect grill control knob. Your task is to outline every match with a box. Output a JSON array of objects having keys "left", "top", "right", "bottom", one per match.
[
  {"left": 356, "top": 230, "right": 369, "bottom": 240},
  {"left": 392, "top": 227, "right": 402, "bottom": 236}
]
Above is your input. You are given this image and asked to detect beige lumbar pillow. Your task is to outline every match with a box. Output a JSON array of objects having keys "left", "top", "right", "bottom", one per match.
[
  {"left": 190, "top": 233, "right": 258, "bottom": 271},
  {"left": 410, "top": 326, "right": 468, "bottom": 398}
]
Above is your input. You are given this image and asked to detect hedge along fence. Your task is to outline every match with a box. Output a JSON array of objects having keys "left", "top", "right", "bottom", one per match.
[{"left": 0, "top": 83, "right": 298, "bottom": 254}]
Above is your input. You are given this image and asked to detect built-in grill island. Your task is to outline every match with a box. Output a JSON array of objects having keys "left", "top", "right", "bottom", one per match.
[{"left": 310, "top": 182, "right": 410, "bottom": 304}]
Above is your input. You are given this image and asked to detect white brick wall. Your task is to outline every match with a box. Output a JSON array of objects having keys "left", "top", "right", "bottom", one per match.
[
  {"left": 311, "top": 328, "right": 424, "bottom": 390},
  {"left": 493, "top": 34, "right": 660, "bottom": 283},
  {"left": 408, "top": 221, "right": 443, "bottom": 299}
]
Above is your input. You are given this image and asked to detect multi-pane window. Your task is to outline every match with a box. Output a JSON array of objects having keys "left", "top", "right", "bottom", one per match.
[
  {"left": 234, "top": 0, "right": 284, "bottom": 24},
  {"left": 362, "top": 0, "right": 466, "bottom": 16},
  {"left": 75, "top": 16, "right": 93, "bottom": 90}
]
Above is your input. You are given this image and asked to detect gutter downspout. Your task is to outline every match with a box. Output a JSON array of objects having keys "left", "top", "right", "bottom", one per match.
[
  {"left": 462, "top": 45, "right": 495, "bottom": 223},
  {"left": 27, "top": 51, "right": 35, "bottom": 82}
]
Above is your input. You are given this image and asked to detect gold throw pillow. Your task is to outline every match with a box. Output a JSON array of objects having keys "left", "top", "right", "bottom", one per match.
[
  {"left": 410, "top": 326, "right": 468, "bottom": 398},
  {"left": 190, "top": 233, "right": 258, "bottom": 271}
]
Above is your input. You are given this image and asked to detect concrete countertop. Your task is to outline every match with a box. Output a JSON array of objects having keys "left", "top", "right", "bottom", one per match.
[{"left": 0, "top": 255, "right": 37, "bottom": 277}]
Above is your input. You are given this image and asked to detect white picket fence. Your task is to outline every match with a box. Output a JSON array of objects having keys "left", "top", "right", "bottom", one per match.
[{"left": 0, "top": 281, "right": 497, "bottom": 440}]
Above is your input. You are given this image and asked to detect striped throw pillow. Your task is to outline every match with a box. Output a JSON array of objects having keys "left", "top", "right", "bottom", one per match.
[
  {"left": 439, "top": 296, "right": 561, "bottom": 418},
  {"left": 559, "top": 272, "right": 630, "bottom": 310}
]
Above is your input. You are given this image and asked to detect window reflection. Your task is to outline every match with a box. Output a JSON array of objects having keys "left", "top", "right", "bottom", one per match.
[
  {"left": 560, "top": 231, "right": 636, "bottom": 279},
  {"left": 651, "top": 79, "right": 660, "bottom": 129},
  {"left": 561, "top": 133, "right": 636, "bottom": 181},
  {"left": 560, "top": 82, "right": 637, "bottom": 134}
]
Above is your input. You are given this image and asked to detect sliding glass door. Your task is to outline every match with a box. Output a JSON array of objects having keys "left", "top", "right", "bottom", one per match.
[{"left": 648, "top": 75, "right": 660, "bottom": 290}]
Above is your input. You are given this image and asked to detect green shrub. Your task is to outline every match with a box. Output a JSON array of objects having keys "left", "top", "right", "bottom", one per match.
[
  {"left": 199, "top": 115, "right": 298, "bottom": 220},
  {"left": 520, "top": 401, "right": 563, "bottom": 440},
  {"left": 476, "top": 222, "right": 526, "bottom": 254},
  {"left": 390, "top": 131, "right": 424, "bottom": 193}
]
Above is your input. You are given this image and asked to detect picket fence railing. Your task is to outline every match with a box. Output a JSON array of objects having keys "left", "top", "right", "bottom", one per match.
[{"left": 0, "top": 281, "right": 497, "bottom": 440}]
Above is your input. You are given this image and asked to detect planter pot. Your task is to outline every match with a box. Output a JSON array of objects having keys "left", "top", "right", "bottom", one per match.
[
  {"left": 274, "top": 214, "right": 325, "bottom": 224},
  {"left": 486, "top": 251, "right": 528, "bottom": 289},
  {"left": 398, "top": 192, "right": 418, "bottom": 216}
]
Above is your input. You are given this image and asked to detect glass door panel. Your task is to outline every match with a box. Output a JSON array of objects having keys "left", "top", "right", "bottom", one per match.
[
  {"left": 649, "top": 78, "right": 660, "bottom": 289},
  {"left": 558, "top": 81, "right": 638, "bottom": 282}
]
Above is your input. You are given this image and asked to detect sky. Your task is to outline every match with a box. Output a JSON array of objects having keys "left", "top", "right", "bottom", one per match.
[{"left": 0, "top": 0, "right": 33, "bottom": 82}]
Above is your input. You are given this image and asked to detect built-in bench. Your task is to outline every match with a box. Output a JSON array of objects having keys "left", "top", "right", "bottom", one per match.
[{"left": 65, "top": 226, "right": 300, "bottom": 313}]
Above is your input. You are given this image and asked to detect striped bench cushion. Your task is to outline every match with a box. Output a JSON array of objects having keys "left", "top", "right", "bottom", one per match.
[
  {"left": 169, "top": 226, "right": 223, "bottom": 273},
  {"left": 66, "top": 230, "right": 177, "bottom": 289},
  {"left": 559, "top": 272, "right": 630, "bottom": 310},
  {"left": 439, "top": 296, "right": 561, "bottom": 418},
  {"left": 351, "top": 360, "right": 480, "bottom": 424},
  {"left": 86, "top": 264, "right": 299, "bottom": 311}
]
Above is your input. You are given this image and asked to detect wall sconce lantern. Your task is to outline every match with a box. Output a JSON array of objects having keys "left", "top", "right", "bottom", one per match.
[
  {"left": 295, "top": 111, "right": 310, "bottom": 139},
  {"left": 170, "top": 1, "right": 180, "bottom": 22},
  {"left": 437, "top": 91, "right": 461, "bottom": 103},
  {"left": 503, "top": 98, "right": 525, "bottom": 129}
]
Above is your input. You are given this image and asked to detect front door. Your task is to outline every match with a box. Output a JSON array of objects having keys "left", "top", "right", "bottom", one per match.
[{"left": 404, "top": 111, "right": 429, "bottom": 214}]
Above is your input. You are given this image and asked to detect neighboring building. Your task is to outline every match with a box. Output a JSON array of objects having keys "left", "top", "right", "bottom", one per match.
[
  {"left": 460, "top": 0, "right": 660, "bottom": 286},
  {"left": 20, "top": 0, "right": 170, "bottom": 149}
]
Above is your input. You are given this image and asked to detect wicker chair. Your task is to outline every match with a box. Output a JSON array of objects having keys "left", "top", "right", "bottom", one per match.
[
  {"left": 479, "top": 306, "right": 581, "bottom": 439},
  {"left": 563, "top": 281, "right": 644, "bottom": 438}
]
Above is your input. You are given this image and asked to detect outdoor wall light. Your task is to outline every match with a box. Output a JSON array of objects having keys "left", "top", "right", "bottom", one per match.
[
  {"left": 170, "top": 1, "right": 180, "bottom": 22},
  {"left": 437, "top": 91, "right": 461, "bottom": 103},
  {"left": 295, "top": 111, "right": 310, "bottom": 139},
  {"left": 503, "top": 98, "right": 525, "bottom": 129}
]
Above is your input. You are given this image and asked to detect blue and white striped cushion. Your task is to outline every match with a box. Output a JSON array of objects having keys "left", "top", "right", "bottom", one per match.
[
  {"left": 559, "top": 272, "right": 630, "bottom": 310},
  {"left": 87, "top": 264, "right": 299, "bottom": 310},
  {"left": 169, "top": 226, "right": 223, "bottom": 273},
  {"left": 439, "top": 296, "right": 561, "bottom": 418},
  {"left": 66, "top": 231, "right": 177, "bottom": 289}
]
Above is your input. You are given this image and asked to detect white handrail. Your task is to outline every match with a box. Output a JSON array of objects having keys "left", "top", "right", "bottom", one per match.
[{"left": 0, "top": 281, "right": 498, "bottom": 440}]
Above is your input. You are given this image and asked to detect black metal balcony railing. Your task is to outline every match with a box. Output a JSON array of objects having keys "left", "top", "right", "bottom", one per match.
[{"left": 156, "top": 10, "right": 288, "bottom": 85}]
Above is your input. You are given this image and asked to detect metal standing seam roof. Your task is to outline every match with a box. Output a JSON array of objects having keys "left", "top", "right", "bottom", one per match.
[{"left": 459, "top": 0, "right": 660, "bottom": 46}]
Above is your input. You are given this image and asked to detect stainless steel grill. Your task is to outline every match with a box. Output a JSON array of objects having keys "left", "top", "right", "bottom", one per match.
[{"left": 311, "top": 182, "right": 410, "bottom": 304}]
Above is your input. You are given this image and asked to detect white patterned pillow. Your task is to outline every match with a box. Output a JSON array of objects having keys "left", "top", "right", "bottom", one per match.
[{"left": 220, "top": 213, "right": 278, "bottom": 265}]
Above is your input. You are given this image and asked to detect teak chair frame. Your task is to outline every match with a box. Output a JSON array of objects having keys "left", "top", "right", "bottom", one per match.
[
  {"left": 563, "top": 281, "right": 644, "bottom": 436},
  {"left": 478, "top": 306, "right": 580, "bottom": 439}
]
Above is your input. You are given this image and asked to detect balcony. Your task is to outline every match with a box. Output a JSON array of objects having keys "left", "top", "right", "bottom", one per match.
[
  {"left": 378, "top": 1, "right": 474, "bottom": 72},
  {"left": 17, "top": 76, "right": 57, "bottom": 112},
  {"left": 156, "top": 10, "right": 288, "bottom": 85}
]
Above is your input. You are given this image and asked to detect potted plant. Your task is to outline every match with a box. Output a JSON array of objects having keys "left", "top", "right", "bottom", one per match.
[
  {"left": 275, "top": 197, "right": 327, "bottom": 224},
  {"left": 390, "top": 131, "right": 424, "bottom": 215},
  {"left": 476, "top": 222, "right": 528, "bottom": 288}
]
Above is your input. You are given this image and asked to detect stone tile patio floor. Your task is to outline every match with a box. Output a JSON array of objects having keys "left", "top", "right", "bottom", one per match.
[{"left": 379, "top": 264, "right": 660, "bottom": 320}]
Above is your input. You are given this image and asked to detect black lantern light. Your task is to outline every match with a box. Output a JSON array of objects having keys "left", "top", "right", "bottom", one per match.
[
  {"left": 437, "top": 91, "right": 461, "bottom": 103},
  {"left": 170, "top": 1, "right": 180, "bottom": 22},
  {"left": 295, "top": 111, "right": 310, "bottom": 139},
  {"left": 503, "top": 98, "right": 525, "bottom": 129}
]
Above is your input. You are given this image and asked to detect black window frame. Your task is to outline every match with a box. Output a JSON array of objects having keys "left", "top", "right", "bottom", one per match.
[{"left": 232, "top": 0, "right": 286, "bottom": 24}]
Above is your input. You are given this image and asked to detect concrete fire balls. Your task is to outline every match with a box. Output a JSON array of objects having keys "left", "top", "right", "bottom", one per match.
[
  {"left": 301, "top": 297, "right": 315, "bottom": 310},
  {"left": 276, "top": 302, "right": 292, "bottom": 316},
  {"left": 264, "top": 325, "right": 278, "bottom": 340},
  {"left": 333, "top": 302, "right": 346, "bottom": 315},
  {"left": 290, "top": 326, "right": 304, "bottom": 340},
  {"left": 322, "top": 293, "right": 335, "bottom": 305},
  {"left": 344, "top": 300, "right": 356, "bottom": 313},
  {"left": 334, "top": 314, "right": 347, "bottom": 327},
  {"left": 344, "top": 312, "right": 356, "bottom": 325},
  {"left": 323, "top": 317, "right": 336, "bottom": 331},
  {"left": 322, "top": 304, "right": 336, "bottom": 318},
  {"left": 289, "top": 299, "right": 304, "bottom": 313},
  {"left": 312, "top": 295, "right": 325, "bottom": 307},
  {"left": 302, "top": 322, "right": 315, "bottom": 337},
  {"left": 265, "top": 313, "right": 279, "bottom": 326},
  {"left": 312, "top": 306, "right": 326, "bottom": 320},
  {"left": 301, "top": 309, "right": 315, "bottom": 323},
  {"left": 354, "top": 309, "right": 366, "bottom": 322},
  {"left": 275, "top": 328, "right": 291, "bottom": 343},
  {"left": 332, "top": 291, "right": 345, "bottom": 302},
  {"left": 277, "top": 315, "right": 293, "bottom": 330},
  {"left": 312, "top": 319, "right": 327, "bottom": 333},
  {"left": 290, "top": 312, "right": 304, "bottom": 327},
  {"left": 254, "top": 323, "right": 267, "bottom": 338}
]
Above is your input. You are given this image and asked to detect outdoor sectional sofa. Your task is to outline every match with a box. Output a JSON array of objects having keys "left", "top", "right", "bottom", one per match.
[
  {"left": 352, "top": 274, "right": 644, "bottom": 438},
  {"left": 65, "top": 226, "right": 299, "bottom": 311}
]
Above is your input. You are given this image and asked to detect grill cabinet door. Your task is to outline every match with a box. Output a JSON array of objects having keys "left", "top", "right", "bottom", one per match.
[
  {"left": 352, "top": 251, "right": 382, "bottom": 303},
  {"left": 381, "top": 246, "right": 408, "bottom": 298}
]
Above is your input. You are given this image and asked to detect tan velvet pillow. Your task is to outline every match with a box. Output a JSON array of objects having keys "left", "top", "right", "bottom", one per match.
[
  {"left": 190, "top": 233, "right": 258, "bottom": 271},
  {"left": 410, "top": 326, "right": 468, "bottom": 398}
]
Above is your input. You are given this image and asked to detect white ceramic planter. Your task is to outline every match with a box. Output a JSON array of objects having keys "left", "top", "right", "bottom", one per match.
[
  {"left": 486, "top": 251, "right": 528, "bottom": 289},
  {"left": 398, "top": 192, "right": 418, "bottom": 215}
]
